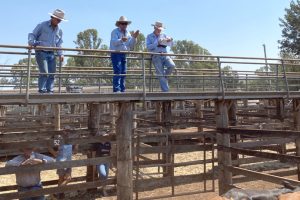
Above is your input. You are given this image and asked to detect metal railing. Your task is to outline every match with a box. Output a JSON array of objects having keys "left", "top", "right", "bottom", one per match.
[{"left": 1, "top": 44, "right": 300, "bottom": 101}]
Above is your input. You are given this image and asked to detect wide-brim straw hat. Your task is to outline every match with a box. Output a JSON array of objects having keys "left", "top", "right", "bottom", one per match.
[
  {"left": 152, "top": 21, "right": 165, "bottom": 30},
  {"left": 115, "top": 16, "right": 132, "bottom": 26},
  {"left": 48, "top": 9, "right": 68, "bottom": 21}
]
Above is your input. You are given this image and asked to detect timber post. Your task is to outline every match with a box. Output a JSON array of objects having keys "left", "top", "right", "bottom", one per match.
[
  {"left": 293, "top": 99, "right": 300, "bottom": 180},
  {"left": 53, "top": 104, "right": 60, "bottom": 131},
  {"left": 117, "top": 102, "right": 133, "bottom": 200},
  {"left": 86, "top": 103, "right": 101, "bottom": 188},
  {"left": 162, "top": 101, "right": 172, "bottom": 177},
  {"left": 216, "top": 100, "right": 232, "bottom": 195}
]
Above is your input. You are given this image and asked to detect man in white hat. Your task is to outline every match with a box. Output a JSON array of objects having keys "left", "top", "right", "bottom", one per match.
[
  {"left": 28, "top": 9, "right": 67, "bottom": 94},
  {"left": 146, "top": 21, "right": 175, "bottom": 92},
  {"left": 110, "top": 16, "right": 139, "bottom": 92}
]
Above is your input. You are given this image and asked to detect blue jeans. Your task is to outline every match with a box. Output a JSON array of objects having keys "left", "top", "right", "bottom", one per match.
[
  {"left": 35, "top": 51, "right": 56, "bottom": 93},
  {"left": 111, "top": 53, "right": 127, "bottom": 92},
  {"left": 18, "top": 184, "right": 45, "bottom": 200},
  {"left": 152, "top": 55, "right": 175, "bottom": 92},
  {"left": 56, "top": 144, "right": 72, "bottom": 176},
  {"left": 97, "top": 163, "right": 109, "bottom": 180}
]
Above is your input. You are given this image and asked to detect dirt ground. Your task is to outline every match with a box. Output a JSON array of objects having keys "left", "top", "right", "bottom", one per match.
[{"left": 0, "top": 127, "right": 298, "bottom": 200}]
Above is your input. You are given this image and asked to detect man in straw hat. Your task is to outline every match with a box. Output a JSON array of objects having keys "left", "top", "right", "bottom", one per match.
[
  {"left": 110, "top": 16, "right": 140, "bottom": 92},
  {"left": 146, "top": 21, "right": 175, "bottom": 92},
  {"left": 6, "top": 145, "right": 55, "bottom": 200},
  {"left": 28, "top": 9, "right": 67, "bottom": 94}
]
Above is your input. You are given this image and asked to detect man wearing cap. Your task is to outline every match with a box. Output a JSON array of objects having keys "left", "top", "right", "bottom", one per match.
[
  {"left": 6, "top": 147, "right": 55, "bottom": 200},
  {"left": 28, "top": 9, "right": 67, "bottom": 94},
  {"left": 110, "top": 16, "right": 139, "bottom": 93},
  {"left": 146, "top": 21, "right": 175, "bottom": 92}
]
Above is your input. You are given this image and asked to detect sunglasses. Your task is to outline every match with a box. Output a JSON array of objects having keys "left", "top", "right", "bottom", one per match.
[{"left": 120, "top": 22, "right": 128, "bottom": 26}]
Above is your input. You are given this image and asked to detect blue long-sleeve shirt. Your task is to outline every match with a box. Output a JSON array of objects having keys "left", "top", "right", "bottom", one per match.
[
  {"left": 6, "top": 152, "right": 55, "bottom": 187},
  {"left": 109, "top": 28, "right": 136, "bottom": 51},
  {"left": 146, "top": 32, "right": 173, "bottom": 53},
  {"left": 28, "top": 20, "right": 63, "bottom": 56}
]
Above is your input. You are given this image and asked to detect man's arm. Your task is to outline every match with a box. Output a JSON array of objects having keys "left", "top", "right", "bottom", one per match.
[
  {"left": 56, "top": 29, "right": 64, "bottom": 58},
  {"left": 110, "top": 29, "right": 123, "bottom": 47},
  {"left": 28, "top": 23, "right": 42, "bottom": 46},
  {"left": 6, "top": 155, "right": 24, "bottom": 167},
  {"left": 34, "top": 153, "right": 55, "bottom": 164},
  {"left": 146, "top": 35, "right": 158, "bottom": 51}
]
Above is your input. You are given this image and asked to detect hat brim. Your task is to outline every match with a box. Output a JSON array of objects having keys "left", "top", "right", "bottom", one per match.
[
  {"left": 115, "top": 21, "right": 132, "bottom": 26},
  {"left": 49, "top": 13, "right": 68, "bottom": 21},
  {"left": 152, "top": 24, "right": 165, "bottom": 30}
]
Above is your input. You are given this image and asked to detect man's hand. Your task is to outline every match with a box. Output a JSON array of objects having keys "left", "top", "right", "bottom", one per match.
[
  {"left": 131, "top": 30, "right": 140, "bottom": 38},
  {"left": 59, "top": 55, "right": 64, "bottom": 63},
  {"left": 21, "top": 158, "right": 43, "bottom": 165},
  {"left": 166, "top": 37, "right": 173, "bottom": 42},
  {"left": 121, "top": 36, "right": 128, "bottom": 42}
]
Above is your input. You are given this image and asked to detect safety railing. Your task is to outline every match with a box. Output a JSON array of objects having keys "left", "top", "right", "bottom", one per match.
[{"left": 1, "top": 44, "right": 300, "bottom": 101}]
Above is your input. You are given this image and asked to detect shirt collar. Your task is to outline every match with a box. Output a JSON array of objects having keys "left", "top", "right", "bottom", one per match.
[{"left": 47, "top": 20, "right": 58, "bottom": 30}]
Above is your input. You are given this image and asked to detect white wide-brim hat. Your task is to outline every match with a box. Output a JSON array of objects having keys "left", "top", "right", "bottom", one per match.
[
  {"left": 48, "top": 9, "right": 68, "bottom": 21},
  {"left": 115, "top": 16, "right": 132, "bottom": 26},
  {"left": 152, "top": 21, "right": 165, "bottom": 30}
]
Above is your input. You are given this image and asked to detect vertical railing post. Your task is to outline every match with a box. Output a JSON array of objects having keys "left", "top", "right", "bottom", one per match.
[
  {"left": 149, "top": 58, "right": 153, "bottom": 92},
  {"left": 26, "top": 48, "right": 32, "bottom": 103},
  {"left": 217, "top": 57, "right": 225, "bottom": 99},
  {"left": 276, "top": 64, "right": 279, "bottom": 91},
  {"left": 281, "top": 60, "right": 290, "bottom": 98},
  {"left": 19, "top": 70, "right": 23, "bottom": 94},
  {"left": 175, "top": 68, "right": 179, "bottom": 92},
  {"left": 58, "top": 60, "right": 62, "bottom": 93},
  {"left": 245, "top": 74, "right": 248, "bottom": 91},
  {"left": 141, "top": 53, "right": 146, "bottom": 100}
]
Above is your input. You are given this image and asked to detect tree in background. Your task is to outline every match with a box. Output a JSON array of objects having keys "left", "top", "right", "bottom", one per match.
[
  {"left": 66, "top": 29, "right": 110, "bottom": 86},
  {"left": 279, "top": 0, "right": 300, "bottom": 56},
  {"left": 10, "top": 58, "right": 37, "bottom": 89},
  {"left": 170, "top": 40, "right": 219, "bottom": 91}
]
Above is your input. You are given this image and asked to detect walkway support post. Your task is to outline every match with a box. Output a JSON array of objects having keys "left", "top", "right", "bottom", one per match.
[
  {"left": 117, "top": 102, "right": 133, "bottom": 200},
  {"left": 293, "top": 99, "right": 300, "bottom": 180},
  {"left": 216, "top": 100, "right": 232, "bottom": 195}
]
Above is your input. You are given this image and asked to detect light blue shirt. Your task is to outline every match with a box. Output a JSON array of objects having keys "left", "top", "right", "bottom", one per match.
[
  {"left": 110, "top": 28, "right": 136, "bottom": 51},
  {"left": 6, "top": 152, "right": 55, "bottom": 187},
  {"left": 146, "top": 32, "right": 173, "bottom": 53},
  {"left": 28, "top": 20, "right": 63, "bottom": 56}
]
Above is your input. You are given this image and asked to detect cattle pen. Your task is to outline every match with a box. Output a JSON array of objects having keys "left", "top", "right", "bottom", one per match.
[{"left": 1, "top": 45, "right": 300, "bottom": 199}]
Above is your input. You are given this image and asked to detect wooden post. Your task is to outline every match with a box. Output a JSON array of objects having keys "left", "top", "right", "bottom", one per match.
[
  {"left": 276, "top": 99, "right": 284, "bottom": 121},
  {"left": 87, "top": 103, "right": 101, "bottom": 187},
  {"left": 215, "top": 100, "right": 232, "bottom": 195},
  {"left": 117, "top": 102, "right": 133, "bottom": 200},
  {"left": 162, "top": 101, "right": 172, "bottom": 177},
  {"left": 293, "top": 99, "right": 300, "bottom": 180},
  {"left": 53, "top": 104, "right": 61, "bottom": 131},
  {"left": 228, "top": 100, "right": 239, "bottom": 165},
  {"left": 37, "top": 104, "right": 46, "bottom": 125},
  {"left": 156, "top": 101, "right": 163, "bottom": 175},
  {"left": 195, "top": 100, "right": 204, "bottom": 132}
]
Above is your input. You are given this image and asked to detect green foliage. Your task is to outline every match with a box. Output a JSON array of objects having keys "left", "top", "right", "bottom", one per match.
[
  {"left": 222, "top": 66, "right": 243, "bottom": 91},
  {"left": 171, "top": 40, "right": 217, "bottom": 69},
  {"left": 66, "top": 29, "right": 111, "bottom": 86},
  {"left": 279, "top": 0, "right": 300, "bottom": 56},
  {"left": 10, "top": 57, "right": 38, "bottom": 88}
]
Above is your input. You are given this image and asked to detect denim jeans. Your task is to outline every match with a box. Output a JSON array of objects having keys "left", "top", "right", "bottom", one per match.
[
  {"left": 97, "top": 163, "right": 109, "bottom": 180},
  {"left": 56, "top": 144, "right": 72, "bottom": 176},
  {"left": 152, "top": 55, "right": 175, "bottom": 92},
  {"left": 111, "top": 53, "right": 127, "bottom": 92},
  {"left": 18, "top": 184, "right": 45, "bottom": 200},
  {"left": 35, "top": 51, "right": 56, "bottom": 93}
]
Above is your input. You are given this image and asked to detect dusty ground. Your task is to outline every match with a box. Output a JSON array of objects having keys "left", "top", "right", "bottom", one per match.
[{"left": 0, "top": 127, "right": 298, "bottom": 200}]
